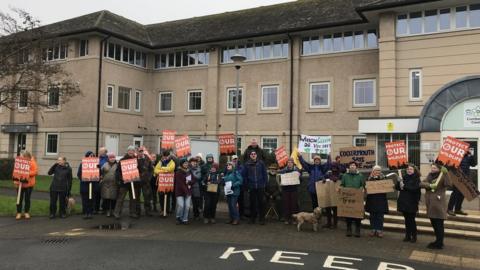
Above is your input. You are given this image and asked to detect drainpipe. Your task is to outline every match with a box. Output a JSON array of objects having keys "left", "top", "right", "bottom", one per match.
[
  {"left": 96, "top": 35, "right": 110, "bottom": 156},
  {"left": 287, "top": 33, "right": 294, "bottom": 153}
]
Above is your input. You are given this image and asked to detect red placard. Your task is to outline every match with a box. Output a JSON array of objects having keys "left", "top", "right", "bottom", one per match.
[
  {"left": 81, "top": 157, "right": 100, "bottom": 181},
  {"left": 157, "top": 172, "right": 174, "bottom": 193},
  {"left": 218, "top": 134, "right": 235, "bottom": 155},
  {"left": 385, "top": 140, "right": 408, "bottom": 168},
  {"left": 275, "top": 146, "right": 289, "bottom": 168},
  {"left": 12, "top": 157, "right": 30, "bottom": 184},
  {"left": 175, "top": 135, "right": 191, "bottom": 158},
  {"left": 120, "top": 158, "right": 140, "bottom": 183},
  {"left": 437, "top": 136, "right": 470, "bottom": 168},
  {"left": 161, "top": 130, "right": 176, "bottom": 150}
]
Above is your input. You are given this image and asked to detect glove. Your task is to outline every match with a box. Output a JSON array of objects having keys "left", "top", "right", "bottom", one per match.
[
  {"left": 20, "top": 179, "right": 29, "bottom": 184},
  {"left": 441, "top": 166, "right": 448, "bottom": 174},
  {"left": 399, "top": 181, "right": 405, "bottom": 190},
  {"left": 429, "top": 183, "right": 438, "bottom": 190}
]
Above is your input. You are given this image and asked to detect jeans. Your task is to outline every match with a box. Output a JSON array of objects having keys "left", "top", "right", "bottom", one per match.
[
  {"left": 369, "top": 211, "right": 385, "bottom": 232},
  {"left": 50, "top": 191, "right": 67, "bottom": 216},
  {"left": 310, "top": 192, "right": 318, "bottom": 210},
  {"left": 282, "top": 190, "right": 298, "bottom": 221},
  {"left": 227, "top": 195, "right": 240, "bottom": 221},
  {"left": 403, "top": 212, "right": 417, "bottom": 238},
  {"left": 80, "top": 191, "right": 95, "bottom": 215},
  {"left": 204, "top": 192, "right": 219, "bottom": 219},
  {"left": 448, "top": 187, "right": 464, "bottom": 212},
  {"left": 249, "top": 188, "right": 266, "bottom": 222},
  {"left": 17, "top": 187, "right": 33, "bottom": 213},
  {"left": 430, "top": 218, "right": 445, "bottom": 246},
  {"left": 176, "top": 196, "right": 192, "bottom": 222}
]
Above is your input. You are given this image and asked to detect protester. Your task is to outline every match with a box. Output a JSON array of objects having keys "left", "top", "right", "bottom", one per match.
[
  {"left": 323, "top": 162, "right": 341, "bottom": 229},
  {"left": 298, "top": 153, "right": 331, "bottom": 209},
  {"left": 189, "top": 157, "right": 203, "bottom": 220},
  {"left": 340, "top": 161, "right": 365, "bottom": 237},
  {"left": 420, "top": 163, "right": 450, "bottom": 249},
  {"left": 242, "top": 138, "right": 265, "bottom": 162},
  {"left": 365, "top": 165, "right": 388, "bottom": 238},
  {"left": 100, "top": 153, "right": 118, "bottom": 217},
  {"left": 47, "top": 157, "right": 72, "bottom": 219},
  {"left": 149, "top": 154, "right": 160, "bottom": 212},
  {"left": 242, "top": 151, "right": 268, "bottom": 225},
  {"left": 278, "top": 158, "right": 300, "bottom": 225},
  {"left": 223, "top": 161, "right": 243, "bottom": 225},
  {"left": 98, "top": 147, "right": 109, "bottom": 213},
  {"left": 231, "top": 155, "right": 246, "bottom": 219},
  {"left": 77, "top": 151, "right": 100, "bottom": 219},
  {"left": 15, "top": 151, "right": 38, "bottom": 220},
  {"left": 203, "top": 162, "right": 221, "bottom": 224},
  {"left": 154, "top": 151, "right": 176, "bottom": 215},
  {"left": 333, "top": 155, "right": 347, "bottom": 174},
  {"left": 448, "top": 151, "right": 476, "bottom": 216},
  {"left": 113, "top": 146, "right": 141, "bottom": 219},
  {"left": 175, "top": 158, "right": 195, "bottom": 224},
  {"left": 137, "top": 146, "right": 153, "bottom": 217},
  {"left": 395, "top": 164, "right": 421, "bottom": 243}
]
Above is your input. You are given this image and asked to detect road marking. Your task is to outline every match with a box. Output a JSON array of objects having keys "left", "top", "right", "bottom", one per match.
[
  {"left": 270, "top": 251, "right": 309, "bottom": 266},
  {"left": 219, "top": 247, "right": 260, "bottom": 261}
]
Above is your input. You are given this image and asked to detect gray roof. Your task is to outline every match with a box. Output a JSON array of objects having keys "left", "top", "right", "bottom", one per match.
[{"left": 5, "top": 0, "right": 441, "bottom": 49}]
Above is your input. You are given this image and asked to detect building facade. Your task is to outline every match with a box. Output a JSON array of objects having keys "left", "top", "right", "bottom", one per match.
[{"left": 1, "top": 0, "right": 479, "bottom": 185}]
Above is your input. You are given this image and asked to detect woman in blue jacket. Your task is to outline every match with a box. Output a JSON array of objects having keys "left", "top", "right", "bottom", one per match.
[
  {"left": 298, "top": 153, "right": 331, "bottom": 210},
  {"left": 223, "top": 161, "right": 243, "bottom": 225}
]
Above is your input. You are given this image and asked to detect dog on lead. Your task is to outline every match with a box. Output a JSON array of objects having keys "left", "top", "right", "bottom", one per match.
[{"left": 292, "top": 207, "right": 322, "bottom": 232}]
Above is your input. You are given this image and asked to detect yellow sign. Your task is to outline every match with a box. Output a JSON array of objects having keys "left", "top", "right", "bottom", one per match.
[{"left": 386, "top": 122, "right": 394, "bottom": 132}]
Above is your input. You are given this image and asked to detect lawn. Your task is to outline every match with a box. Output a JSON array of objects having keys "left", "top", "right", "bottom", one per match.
[
  {"left": 0, "top": 175, "right": 80, "bottom": 195},
  {"left": 0, "top": 195, "right": 51, "bottom": 216}
]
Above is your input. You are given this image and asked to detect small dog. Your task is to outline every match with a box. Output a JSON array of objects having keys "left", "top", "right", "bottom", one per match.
[
  {"left": 292, "top": 207, "right": 322, "bottom": 232},
  {"left": 66, "top": 197, "right": 76, "bottom": 215}
]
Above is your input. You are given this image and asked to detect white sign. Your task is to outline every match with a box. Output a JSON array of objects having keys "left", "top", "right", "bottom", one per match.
[
  {"left": 280, "top": 171, "right": 301, "bottom": 186},
  {"left": 298, "top": 135, "right": 331, "bottom": 154},
  {"left": 464, "top": 101, "right": 480, "bottom": 127}
]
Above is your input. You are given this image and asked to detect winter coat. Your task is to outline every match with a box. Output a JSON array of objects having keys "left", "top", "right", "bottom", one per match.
[
  {"left": 77, "top": 163, "right": 100, "bottom": 194},
  {"left": 101, "top": 162, "right": 118, "bottom": 199},
  {"left": 15, "top": 158, "right": 38, "bottom": 188},
  {"left": 223, "top": 170, "right": 243, "bottom": 197},
  {"left": 420, "top": 171, "right": 450, "bottom": 220},
  {"left": 115, "top": 155, "right": 141, "bottom": 188},
  {"left": 241, "top": 159, "right": 268, "bottom": 189},
  {"left": 153, "top": 159, "right": 175, "bottom": 175},
  {"left": 174, "top": 168, "right": 195, "bottom": 197},
  {"left": 365, "top": 174, "right": 389, "bottom": 214},
  {"left": 299, "top": 155, "right": 330, "bottom": 194},
  {"left": 278, "top": 166, "right": 300, "bottom": 192},
  {"left": 395, "top": 172, "right": 421, "bottom": 214},
  {"left": 48, "top": 163, "right": 73, "bottom": 193},
  {"left": 190, "top": 165, "right": 202, "bottom": 197},
  {"left": 242, "top": 145, "right": 265, "bottom": 162},
  {"left": 340, "top": 171, "right": 365, "bottom": 189},
  {"left": 99, "top": 154, "right": 109, "bottom": 169},
  {"left": 460, "top": 154, "right": 476, "bottom": 176},
  {"left": 137, "top": 156, "right": 153, "bottom": 183}
]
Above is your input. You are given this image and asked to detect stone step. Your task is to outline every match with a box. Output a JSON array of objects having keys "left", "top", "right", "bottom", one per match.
[{"left": 386, "top": 208, "right": 480, "bottom": 224}]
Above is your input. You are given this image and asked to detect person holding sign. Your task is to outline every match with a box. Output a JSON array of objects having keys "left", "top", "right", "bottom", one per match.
[
  {"left": 395, "top": 164, "right": 421, "bottom": 243},
  {"left": 448, "top": 151, "right": 476, "bottom": 216},
  {"left": 77, "top": 151, "right": 99, "bottom": 219},
  {"left": 420, "top": 163, "right": 450, "bottom": 250},
  {"left": 174, "top": 158, "right": 196, "bottom": 225},
  {"left": 113, "top": 146, "right": 141, "bottom": 219},
  {"left": 136, "top": 147, "right": 154, "bottom": 217},
  {"left": 189, "top": 157, "right": 203, "bottom": 220},
  {"left": 365, "top": 165, "right": 388, "bottom": 238},
  {"left": 278, "top": 158, "right": 300, "bottom": 225},
  {"left": 298, "top": 153, "right": 331, "bottom": 210},
  {"left": 47, "top": 157, "right": 73, "bottom": 219},
  {"left": 14, "top": 151, "right": 38, "bottom": 220},
  {"left": 223, "top": 162, "right": 243, "bottom": 225},
  {"left": 203, "top": 163, "right": 221, "bottom": 224},
  {"left": 242, "top": 151, "right": 268, "bottom": 225},
  {"left": 100, "top": 153, "right": 118, "bottom": 217},
  {"left": 340, "top": 161, "right": 365, "bottom": 237},
  {"left": 322, "top": 162, "right": 342, "bottom": 229},
  {"left": 154, "top": 151, "right": 176, "bottom": 215}
]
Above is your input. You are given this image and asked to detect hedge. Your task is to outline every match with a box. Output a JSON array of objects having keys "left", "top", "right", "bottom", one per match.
[{"left": 0, "top": 158, "right": 14, "bottom": 180}]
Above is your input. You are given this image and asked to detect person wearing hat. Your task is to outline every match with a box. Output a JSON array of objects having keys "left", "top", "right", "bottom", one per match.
[
  {"left": 231, "top": 155, "right": 246, "bottom": 219},
  {"left": 297, "top": 153, "right": 331, "bottom": 210},
  {"left": 323, "top": 162, "right": 342, "bottom": 229},
  {"left": 242, "top": 150, "right": 268, "bottom": 225},
  {"left": 100, "top": 153, "right": 118, "bottom": 217},
  {"left": 136, "top": 146, "right": 154, "bottom": 217},
  {"left": 340, "top": 161, "right": 365, "bottom": 237},
  {"left": 174, "top": 157, "right": 195, "bottom": 224},
  {"left": 365, "top": 165, "right": 388, "bottom": 238},
  {"left": 203, "top": 162, "right": 221, "bottom": 224},
  {"left": 242, "top": 138, "right": 265, "bottom": 163},
  {"left": 47, "top": 156, "right": 72, "bottom": 219},
  {"left": 15, "top": 151, "right": 38, "bottom": 220},
  {"left": 77, "top": 151, "right": 100, "bottom": 219},
  {"left": 278, "top": 158, "right": 300, "bottom": 225},
  {"left": 189, "top": 157, "right": 203, "bottom": 220},
  {"left": 395, "top": 163, "right": 421, "bottom": 243},
  {"left": 113, "top": 145, "right": 141, "bottom": 219},
  {"left": 154, "top": 151, "right": 176, "bottom": 215},
  {"left": 224, "top": 161, "right": 243, "bottom": 225}
]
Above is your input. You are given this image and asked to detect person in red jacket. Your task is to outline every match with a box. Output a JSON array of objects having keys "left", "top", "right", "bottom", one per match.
[
  {"left": 15, "top": 151, "right": 38, "bottom": 220},
  {"left": 175, "top": 158, "right": 195, "bottom": 225}
]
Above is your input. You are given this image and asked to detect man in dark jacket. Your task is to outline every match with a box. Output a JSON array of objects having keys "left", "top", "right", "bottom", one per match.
[
  {"left": 77, "top": 151, "right": 100, "bottom": 219},
  {"left": 48, "top": 157, "right": 72, "bottom": 219},
  {"left": 242, "top": 151, "right": 268, "bottom": 225},
  {"left": 448, "top": 151, "right": 477, "bottom": 216},
  {"left": 113, "top": 145, "right": 141, "bottom": 219},
  {"left": 136, "top": 146, "right": 153, "bottom": 217},
  {"left": 242, "top": 138, "right": 265, "bottom": 163},
  {"left": 98, "top": 147, "right": 109, "bottom": 213}
]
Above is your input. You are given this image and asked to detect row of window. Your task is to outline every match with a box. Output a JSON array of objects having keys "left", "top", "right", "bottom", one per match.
[
  {"left": 302, "top": 29, "right": 378, "bottom": 55},
  {"left": 154, "top": 49, "right": 209, "bottom": 69},
  {"left": 221, "top": 40, "right": 289, "bottom": 63},
  {"left": 42, "top": 43, "right": 68, "bottom": 62},
  {"left": 397, "top": 4, "right": 480, "bottom": 36},
  {"left": 9, "top": 87, "right": 60, "bottom": 111},
  {"left": 106, "top": 86, "right": 142, "bottom": 112},
  {"left": 103, "top": 41, "right": 147, "bottom": 68}
]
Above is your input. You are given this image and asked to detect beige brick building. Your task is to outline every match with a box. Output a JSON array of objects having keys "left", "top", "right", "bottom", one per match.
[{"left": 1, "top": 0, "right": 480, "bottom": 185}]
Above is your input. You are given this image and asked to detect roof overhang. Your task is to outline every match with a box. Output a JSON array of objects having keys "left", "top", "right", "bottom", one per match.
[{"left": 1, "top": 123, "right": 38, "bottom": 133}]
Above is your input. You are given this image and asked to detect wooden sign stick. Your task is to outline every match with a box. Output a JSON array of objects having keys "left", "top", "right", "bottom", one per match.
[
  {"left": 131, "top": 182, "right": 136, "bottom": 200},
  {"left": 89, "top": 182, "right": 92, "bottom": 200},
  {"left": 163, "top": 194, "right": 167, "bottom": 217},
  {"left": 16, "top": 183, "right": 22, "bottom": 205}
]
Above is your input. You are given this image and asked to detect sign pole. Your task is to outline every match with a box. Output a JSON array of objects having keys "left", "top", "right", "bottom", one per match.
[
  {"left": 131, "top": 182, "right": 136, "bottom": 200},
  {"left": 16, "top": 183, "right": 22, "bottom": 205},
  {"left": 163, "top": 194, "right": 167, "bottom": 217},
  {"left": 89, "top": 182, "right": 92, "bottom": 200}
]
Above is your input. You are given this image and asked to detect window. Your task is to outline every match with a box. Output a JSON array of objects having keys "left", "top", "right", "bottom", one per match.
[
  {"left": 261, "top": 137, "right": 278, "bottom": 153},
  {"left": 333, "top": 33, "right": 343, "bottom": 52},
  {"left": 106, "top": 85, "right": 114, "bottom": 108},
  {"left": 79, "top": 40, "right": 88, "bottom": 57},
  {"left": 221, "top": 40, "right": 288, "bottom": 63},
  {"left": 377, "top": 134, "right": 420, "bottom": 167},
  {"left": 133, "top": 136, "right": 143, "bottom": 148},
  {"left": 309, "top": 82, "right": 330, "bottom": 108},
  {"left": 439, "top": 8, "right": 451, "bottom": 30},
  {"left": 43, "top": 43, "right": 68, "bottom": 61},
  {"left": 397, "top": 14, "right": 408, "bottom": 35},
  {"left": 409, "top": 69, "right": 422, "bottom": 100},
  {"left": 471, "top": 4, "right": 480, "bottom": 27},
  {"left": 155, "top": 49, "right": 209, "bottom": 69},
  {"left": 353, "top": 136, "right": 367, "bottom": 147},
  {"left": 159, "top": 92, "right": 172, "bottom": 113},
  {"left": 354, "top": 31, "right": 365, "bottom": 49},
  {"left": 424, "top": 10, "right": 438, "bottom": 33},
  {"left": 353, "top": 79, "right": 376, "bottom": 107},
  {"left": 344, "top": 32, "right": 353, "bottom": 51},
  {"left": 261, "top": 85, "right": 279, "bottom": 110},
  {"left": 227, "top": 87, "right": 243, "bottom": 111},
  {"left": 117, "top": 87, "right": 131, "bottom": 110},
  {"left": 134, "top": 90, "right": 141, "bottom": 112},
  {"left": 104, "top": 41, "right": 147, "bottom": 68},
  {"left": 367, "top": 30, "right": 378, "bottom": 48},
  {"left": 456, "top": 6, "right": 468, "bottom": 28},
  {"left": 409, "top": 11, "right": 423, "bottom": 34},
  {"left": 18, "top": 90, "right": 28, "bottom": 109},
  {"left": 187, "top": 90, "right": 202, "bottom": 112},
  {"left": 301, "top": 30, "right": 376, "bottom": 55},
  {"left": 47, "top": 86, "right": 60, "bottom": 109},
  {"left": 46, "top": 133, "right": 59, "bottom": 155}
]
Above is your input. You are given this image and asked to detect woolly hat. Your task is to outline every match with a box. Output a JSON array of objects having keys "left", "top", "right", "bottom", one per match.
[
  {"left": 107, "top": 153, "right": 116, "bottom": 159},
  {"left": 313, "top": 155, "right": 321, "bottom": 161},
  {"left": 127, "top": 145, "right": 136, "bottom": 152}
]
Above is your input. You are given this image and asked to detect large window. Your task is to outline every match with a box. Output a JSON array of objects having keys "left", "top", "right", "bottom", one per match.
[
  {"left": 103, "top": 41, "right": 147, "bottom": 68},
  {"left": 302, "top": 29, "right": 377, "bottom": 55},
  {"left": 409, "top": 69, "right": 422, "bottom": 100},
  {"left": 353, "top": 79, "right": 376, "bottom": 107},
  {"left": 106, "top": 85, "right": 114, "bottom": 108},
  {"left": 187, "top": 90, "right": 202, "bottom": 112},
  {"left": 134, "top": 90, "right": 141, "bottom": 112},
  {"left": 377, "top": 134, "right": 420, "bottom": 167},
  {"left": 155, "top": 49, "right": 209, "bottom": 69},
  {"left": 18, "top": 90, "right": 28, "bottom": 109},
  {"left": 42, "top": 43, "right": 68, "bottom": 62},
  {"left": 79, "top": 40, "right": 89, "bottom": 57},
  {"left": 221, "top": 40, "right": 288, "bottom": 63},
  {"left": 47, "top": 86, "right": 60, "bottom": 109},
  {"left": 261, "top": 137, "right": 278, "bottom": 153},
  {"left": 309, "top": 82, "right": 330, "bottom": 108},
  {"left": 46, "top": 133, "right": 59, "bottom": 155},
  {"left": 261, "top": 85, "right": 279, "bottom": 110},
  {"left": 159, "top": 92, "right": 172, "bottom": 113},
  {"left": 117, "top": 87, "right": 131, "bottom": 110},
  {"left": 227, "top": 87, "right": 243, "bottom": 111}
]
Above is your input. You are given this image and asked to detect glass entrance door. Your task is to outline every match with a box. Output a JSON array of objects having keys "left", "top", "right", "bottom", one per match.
[{"left": 16, "top": 133, "right": 26, "bottom": 156}]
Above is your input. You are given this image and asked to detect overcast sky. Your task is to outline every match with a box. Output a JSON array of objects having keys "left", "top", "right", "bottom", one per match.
[{"left": 0, "top": 0, "right": 295, "bottom": 25}]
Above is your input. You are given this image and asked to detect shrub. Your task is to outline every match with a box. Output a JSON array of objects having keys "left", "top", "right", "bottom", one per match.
[{"left": 0, "top": 158, "right": 14, "bottom": 180}]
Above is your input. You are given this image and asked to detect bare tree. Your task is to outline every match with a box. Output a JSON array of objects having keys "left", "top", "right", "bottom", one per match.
[{"left": 0, "top": 8, "right": 80, "bottom": 110}]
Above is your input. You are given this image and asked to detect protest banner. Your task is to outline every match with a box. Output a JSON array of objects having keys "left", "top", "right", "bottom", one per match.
[
  {"left": 437, "top": 136, "right": 470, "bottom": 168},
  {"left": 157, "top": 172, "right": 175, "bottom": 216},
  {"left": 339, "top": 146, "right": 376, "bottom": 169},
  {"left": 447, "top": 169, "right": 479, "bottom": 202},
  {"left": 120, "top": 159, "right": 140, "bottom": 199},
  {"left": 337, "top": 188, "right": 364, "bottom": 219},
  {"left": 175, "top": 135, "right": 191, "bottom": 158},
  {"left": 298, "top": 135, "right": 331, "bottom": 154},
  {"left": 365, "top": 180, "right": 395, "bottom": 194},
  {"left": 316, "top": 180, "right": 340, "bottom": 208},
  {"left": 275, "top": 146, "right": 289, "bottom": 168},
  {"left": 12, "top": 157, "right": 31, "bottom": 205},
  {"left": 161, "top": 130, "right": 176, "bottom": 150},
  {"left": 385, "top": 140, "right": 408, "bottom": 168},
  {"left": 81, "top": 157, "right": 100, "bottom": 199},
  {"left": 218, "top": 134, "right": 235, "bottom": 155},
  {"left": 280, "top": 171, "right": 301, "bottom": 186}
]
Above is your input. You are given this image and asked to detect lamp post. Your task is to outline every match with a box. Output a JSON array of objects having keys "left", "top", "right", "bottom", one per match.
[{"left": 230, "top": 54, "right": 246, "bottom": 155}]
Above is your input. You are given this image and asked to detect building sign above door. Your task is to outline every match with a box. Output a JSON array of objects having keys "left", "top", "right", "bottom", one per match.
[{"left": 464, "top": 101, "right": 480, "bottom": 128}]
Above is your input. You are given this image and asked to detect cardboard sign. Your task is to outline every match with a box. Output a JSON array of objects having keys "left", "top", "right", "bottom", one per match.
[
  {"left": 81, "top": 157, "right": 100, "bottom": 182},
  {"left": 316, "top": 180, "right": 340, "bottom": 208},
  {"left": 161, "top": 130, "right": 176, "bottom": 150},
  {"left": 365, "top": 179, "right": 395, "bottom": 194},
  {"left": 12, "top": 157, "right": 30, "bottom": 183},
  {"left": 385, "top": 140, "right": 408, "bottom": 168},
  {"left": 437, "top": 136, "right": 470, "bottom": 168},
  {"left": 120, "top": 159, "right": 140, "bottom": 183},
  {"left": 337, "top": 188, "right": 365, "bottom": 219},
  {"left": 157, "top": 172, "right": 174, "bottom": 193},
  {"left": 447, "top": 169, "right": 479, "bottom": 202},
  {"left": 275, "top": 146, "right": 289, "bottom": 168},
  {"left": 339, "top": 146, "right": 376, "bottom": 169},
  {"left": 298, "top": 135, "right": 331, "bottom": 154},
  {"left": 218, "top": 134, "right": 235, "bottom": 155},
  {"left": 175, "top": 135, "right": 191, "bottom": 158},
  {"left": 280, "top": 171, "right": 301, "bottom": 186}
]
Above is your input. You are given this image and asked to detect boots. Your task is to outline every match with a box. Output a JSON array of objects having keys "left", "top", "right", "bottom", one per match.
[
  {"left": 322, "top": 216, "right": 332, "bottom": 228},
  {"left": 332, "top": 215, "right": 338, "bottom": 229},
  {"left": 354, "top": 223, "right": 361, "bottom": 238},
  {"left": 410, "top": 233, "right": 417, "bottom": 243},
  {"left": 346, "top": 223, "right": 352, "bottom": 237}
]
